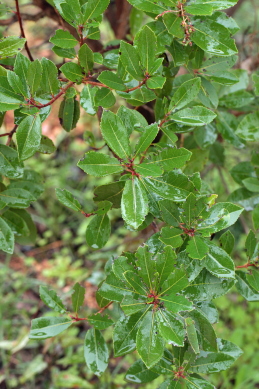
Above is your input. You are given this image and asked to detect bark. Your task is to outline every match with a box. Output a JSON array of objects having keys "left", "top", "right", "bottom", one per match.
[{"left": 226, "top": 0, "right": 246, "bottom": 16}]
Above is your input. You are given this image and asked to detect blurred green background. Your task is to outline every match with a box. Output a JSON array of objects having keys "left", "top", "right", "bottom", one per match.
[{"left": 1, "top": 1, "right": 259, "bottom": 388}]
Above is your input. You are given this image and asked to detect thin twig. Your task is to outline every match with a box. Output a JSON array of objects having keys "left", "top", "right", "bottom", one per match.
[
  {"left": 96, "top": 301, "right": 113, "bottom": 315},
  {"left": 28, "top": 81, "right": 74, "bottom": 108},
  {"left": 236, "top": 263, "right": 257, "bottom": 269},
  {"left": 6, "top": 125, "right": 18, "bottom": 146},
  {"left": 15, "top": 0, "right": 34, "bottom": 61}
]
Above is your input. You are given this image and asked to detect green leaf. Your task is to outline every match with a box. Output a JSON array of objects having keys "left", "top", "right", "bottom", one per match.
[
  {"left": 146, "top": 76, "right": 166, "bottom": 89},
  {"left": 78, "top": 151, "right": 123, "bottom": 177},
  {"left": 7, "top": 71, "right": 28, "bottom": 97},
  {"left": 160, "top": 227, "right": 183, "bottom": 248},
  {"left": 84, "top": 329, "right": 108, "bottom": 376},
  {"left": 95, "top": 88, "right": 116, "bottom": 108},
  {"left": 27, "top": 60, "right": 43, "bottom": 96},
  {"left": 187, "top": 236, "right": 209, "bottom": 260},
  {"left": 40, "top": 58, "right": 59, "bottom": 95},
  {"left": 117, "top": 106, "right": 148, "bottom": 135},
  {"left": 163, "top": 13, "right": 183, "bottom": 38},
  {"left": 159, "top": 200, "right": 181, "bottom": 227},
  {"left": 0, "top": 36, "right": 26, "bottom": 59},
  {"left": 191, "top": 352, "right": 235, "bottom": 374},
  {"left": 147, "top": 148, "right": 192, "bottom": 170},
  {"left": 98, "top": 71, "right": 126, "bottom": 91},
  {"left": 1, "top": 209, "right": 29, "bottom": 236},
  {"left": 236, "top": 112, "right": 259, "bottom": 142},
  {"left": 185, "top": 4, "right": 213, "bottom": 15},
  {"left": 71, "top": 282, "right": 85, "bottom": 314},
  {"left": 0, "top": 217, "right": 14, "bottom": 254},
  {"left": 186, "top": 269, "right": 235, "bottom": 301},
  {"left": 0, "top": 145, "right": 24, "bottom": 179},
  {"left": 216, "top": 111, "right": 244, "bottom": 148},
  {"left": 134, "top": 25, "right": 157, "bottom": 73},
  {"left": 60, "top": 63, "right": 84, "bottom": 82},
  {"left": 136, "top": 310, "right": 165, "bottom": 368},
  {"left": 80, "top": 85, "right": 97, "bottom": 115},
  {"left": 16, "top": 115, "right": 42, "bottom": 161},
  {"left": 99, "top": 272, "right": 133, "bottom": 302},
  {"left": 39, "top": 285, "right": 66, "bottom": 314},
  {"left": 30, "top": 317, "right": 73, "bottom": 339},
  {"left": 52, "top": 45, "right": 76, "bottom": 59},
  {"left": 135, "top": 245, "right": 156, "bottom": 290},
  {"left": 197, "top": 202, "right": 243, "bottom": 236},
  {"left": 156, "top": 247, "right": 177, "bottom": 287},
  {"left": 188, "top": 309, "right": 217, "bottom": 352},
  {"left": 121, "top": 293, "right": 147, "bottom": 315},
  {"left": 38, "top": 135, "right": 56, "bottom": 154},
  {"left": 245, "top": 230, "right": 257, "bottom": 259},
  {"left": 55, "top": 188, "right": 82, "bottom": 212},
  {"left": 192, "top": 18, "right": 238, "bottom": 56},
  {"left": 94, "top": 181, "right": 125, "bottom": 208},
  {"left": 230, "top": 161, "right": 256, "bottom": 186},
  {"left": 185, "top": 317, "right": 199, "bottom": 354},
  {"left": 185, "top": 376, "right": 215, "bottom": 389},
  {"left": 198, "top": 78, "right": 219, "bottom": 109},
  {"left": 112, "top": 255, "right": 135, "bottom": 279},
  {"left": 160, "top": 268, "right": 189, "bottom": 296},
  {"left": 86, "top": 214, "right": 111, "bottom": 249},
  {"left": 135, "top": 164, "right": 163, "bottom": 177},
  {"left": 199, "top": 55, "right": 237, "bottom": 74},
  {"left": 120, "top": 41, "right": 144, "bottom": 81},
  {"left": 0, "top": 188, "right": 35, "bottom": 208},
  {"left": 87, "top": 313, "right": 113, "bottom": 330},
  {"left": 101, "top": 111, "right": 131, "bottom": 160},
  {"left": 253, "top": 205, "right": 259, "bottom": 230},
  {"left": 236, "top": 271, "right": 259, "bottom": 301},
  {"left": 125, "top": 358, "right": 160, "bottom": 384},
  {"left": 123, "top": 271, "right": 148, "bottom": 295},
  {"left": 171, "top": 106, "right": 217, "bottom": 127},
  {"left": 134, "top": 124, "right": 159, "bottom": 157},
  {"left": 0, "top": 91, "right": 23, "bottom": 111},
  {"left": 121, "top": 178, "right": 149, "bottom": 229},
  {"left": 247, "top": 268, "right": 259, "bottom": 292},
  {"left": 82, "top": 0, "right": 110, "bottom": 22},
  {"left": 50, "top": 29, "right": 78, "bottom": 48},
  {"left": 204, "top": 242, "right": 235, "bottom": 278},
  {"left": 217, "top": 338, "right": 243, "bottom": 360},
  {"left": 78, "top": 43, "right": 94, "bottom": 72},
  {"left": 126, "top": 0, "right": 166, "bottom": 13},
  {"left": 143, "top": 171, "right": 195, "bottom": 202},
  {"left": 252, "top": 73, "right": 259, "bottom": 95},
  {"left": 219, "top": 230, "right": 235, "bottom": 255},
  {"left": 242, "top": 177, "right": 259, "bottom": 192},
  {"left": 157, "top": 310, "right": 185, "bottom": 346},
  {"left": 160, "top": 294, "right": 193, "bottom": 313},
  {"left": 169, "top": 78, "right": 201, "bottom": 112},
  {"left": 113, "top": 310, "right": 147, "bottom": 356}
]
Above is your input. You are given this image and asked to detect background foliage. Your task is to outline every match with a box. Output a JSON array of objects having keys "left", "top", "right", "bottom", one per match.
[{"left": 1, "top": 0, "right": 259, "bottom": 388}]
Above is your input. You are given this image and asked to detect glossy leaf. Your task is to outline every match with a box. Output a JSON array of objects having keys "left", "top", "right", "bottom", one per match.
[
  {"left": 86, "top": 214, "right": 111, "bottom": 249},
  {"left": 78, "top": 43, "right": 94, "bottom": 72},
  {"left": 236, "top": 112, "right": 259, "bottom": 142},
  {"left": 16, "top": 115, "right": 42, "bottom": 161},
  {"left": 87, "top": 313, "right": 113, "bottom": 330},
  {"left": 219, "top": 230, "right": 235, "bottom": 255},
  {"left": 160, "top": 294, "right": 193, "bottom": 314},
  {"left": 0, "top": 188, "right": 35, "bottom": 208},
  {"left": 71, "top": 282, "right": 85, "bottom": 314},
  {"left": 191, "top": 352, "right": 235, "bottom": 374},
  {"left": 80, "top": 85, "right": 97, "bottom": 115},
  {"left": 157, "top": 310, "right": 185, "bottom": 346},
  {"left": 134, "top": 124, "right": 159, "bottom": 157},
  {"left": 171, "top": 106, "right": 217, "bottom": 127},
  {"left": 136, "top": 310, "right": 165, "bottom": 368},
  {"left": 0, "top": 36, "right": 26, "bottom": 59},
  {"left": 185, "top": 317, "right": 199, "bottom": 354},
  {"left": 98, "top": 71, "right": 126, "bottom": 91},
  {"left": 235, "top": 271, "right": 259, "bottom": 301},
  {"left": 98, "top": 272, "right": 133, "bottom": 302},
  {"left": 84, "top": 329, "right": 108, "bottom": 376},
  {"left": 135, "top": 25, "right": 157, "bottom": 73},
  {"left": 30, "top": 317, "right": 73, "bottom": 339},
  {"left": 0, "top": 217, "right": 14, "bottom": 254},
  {"left": 94, "top": 181, "right": 125, "bottom": 208},
  {"left": 82, "top": 0, "right": 110, "bottom": 22},
  {"left": 121, "top": 178, "right": 149, "bottom": 229},
  {"left": 101, "top": 111, "right": 131, "bottom": 160},
  {"left": 204, "top": 242, "right": 235, "bottom": 279},
  {"left": 56, "top": 188, "right": 82, "bottom": 212},
  {"left": 60, "top": 63, "right": 84, "bottom": 82},
  {"left": 169, "top": 78, "right": 201, "bottom": 112},
  {"left": 160, "top": 227, "right": 183, "bottom": 248},
  {"left": 0, "top": 145, "right": 23, "bottom": 179},
  {"left": 147, "top": 148, "right": 192, "bottom": 170},
  {"left": 186, "top": 236, "right": 209, "bottom": 260},
  {"left": 50, "top": 29, "right": 78, "bottom": 48},
  {"left": 192, "top": 18, "right": 238, "bottom": 56},
  {"left": 113, "top": 310, "right": 147, "bottom": 356},
  {"left": 39, "top": 285, "right": 66, "bottom": 313},
  {"left": 78, "top": 151, "right": 123, "bottom": 177},
  {"left": 120, "top": 41, "right": 144, "bottom": 81}
]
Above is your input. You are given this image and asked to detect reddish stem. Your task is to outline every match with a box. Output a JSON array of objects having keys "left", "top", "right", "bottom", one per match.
[
  {"left": 28, "top": 81, "right": 74, "bottom": 108},
  {"left": 96, "top": 301, "right": 113, "bottom": 315},
  {"left": 6, "top": 125, "right": 18, "bottom": 146},
  {"left": 78, "top": 25, "right": 84, "bottom": 47},
  {"left": 15, "top": 0, "right": 34, "bottom": 61},
  {"left": 81, "top": 211, "right": 95, "bottom": 218},
  {"left": 236, "top": 263, "right": 257, "bottom": 269}
]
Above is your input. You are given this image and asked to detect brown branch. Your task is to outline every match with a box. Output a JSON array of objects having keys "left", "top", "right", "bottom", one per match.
[
  {"left": 5, "top": 125, "right": 18, "bottom": 146},
  {"left": 236, "top": 263, "right": 257, "bottom": 269},
  {"left": 28, "top": 81, "right": 74, "bottom": 108},
  {"left": 15, "top": 0, "right": 34, "bottom": 61},
  {"left": 96, "top": 301, "right": 113, "bottom": 315}
]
